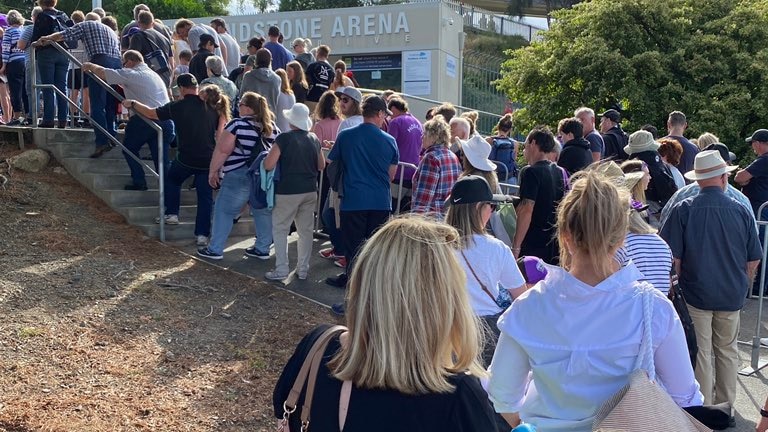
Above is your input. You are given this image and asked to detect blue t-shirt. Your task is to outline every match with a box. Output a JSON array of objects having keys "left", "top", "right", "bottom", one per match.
[
  {"left": 665, "top": 135, "right": 698, "bottom": 175},
  {"left": 264, "top": 41, "right": 294, "bottom": 71},
  {"left": 744, "top": 153, "right": 768, "bottom": 214},
  {"left": 328, "top": 123, "right": 399, "bottom": 211}
]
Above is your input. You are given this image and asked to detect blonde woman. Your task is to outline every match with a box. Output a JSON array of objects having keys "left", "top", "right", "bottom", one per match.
[
  {"left": 274, "top": 68, "right": 295, "bottom": 133},
  {"left": 445, "top": 176, "right": 526, "bottom": 365},
  {"left": 697, "top": 132, "right": 719, "bottom": 150},
  {"left": 487, "top": 171, "right": 702, "bottom": 430},
  {"left": 274, "top": 216, "right": 498, "bottom": 431},
  {"left": 620, "top": 159, "right": 650, "bottom": 205},
  {"left": 291, "top": 37, "right": 314, "bottom": 70},
  {"left": 330, "top": 59, "right": 354, "bottom": 90}
]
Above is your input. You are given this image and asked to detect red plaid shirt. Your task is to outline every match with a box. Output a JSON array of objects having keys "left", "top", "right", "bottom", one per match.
[{"left": 411, "top": 144, "right": 461, "bottom": 216}]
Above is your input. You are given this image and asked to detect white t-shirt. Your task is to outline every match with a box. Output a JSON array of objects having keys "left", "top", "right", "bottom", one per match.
[
  {"left": 456, "top": 234, "right": 525, "bottom": 317},
  {"left": 103, "top": 63, "right": 169, "bottom": 109},
  {"left": 337, "top": 115, "right": 363, "bottom": 134}
]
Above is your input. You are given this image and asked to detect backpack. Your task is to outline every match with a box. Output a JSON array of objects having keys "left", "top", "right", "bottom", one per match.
[
  {"left": 139, "top": 30, "right": 171, "bottom": 85},
  {"left": 490, "top": 136, "right": 517, "bottom": 180},
  {"left": 40, "top": 11, "right": 73, "bottom": 49}
]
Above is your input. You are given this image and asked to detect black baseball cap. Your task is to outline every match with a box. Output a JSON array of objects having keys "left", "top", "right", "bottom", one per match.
[
  {"left": 446, "top": 175, "right": 509, "bottom": 207},
  {"left": 703, "top": 143, "right": 737, "bottom": 164},
  {"left": 176, "top": 73, "right": 198, "bottom": 88},
  {"left": 198, "top": 33, "right": 219, "bottom": 49},
  {"left": 746, "top": 129, "right": 768, "bottom": 144},
  {"left": 361, "top": 95, "right": 392, "bottom": 117},
  {"left": 599, "top": 109, "right": 621, "bottom": 123}
]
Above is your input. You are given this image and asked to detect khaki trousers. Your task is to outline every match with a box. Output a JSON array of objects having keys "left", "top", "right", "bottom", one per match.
[
  {"left": 272, "top": 192, "right": 317, "bottom": 276},
  {"left": 687, "top": 303, "right": 740, "bottom": 406}
]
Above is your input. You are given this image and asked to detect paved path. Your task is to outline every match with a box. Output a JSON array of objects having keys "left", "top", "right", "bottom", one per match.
[{"left": 173, "top": 233, "right": 768, "bottom": 431}]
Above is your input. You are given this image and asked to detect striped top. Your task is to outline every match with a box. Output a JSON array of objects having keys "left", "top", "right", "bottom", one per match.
[
  {"left": 2, "top": 26, "right": 24, "bottom": 64},
  {"left": 222, "top": 118, "right": 280, "bottom": 173},
  {"left": 615, "top": 233, "right": 673, "bottom": 293}
]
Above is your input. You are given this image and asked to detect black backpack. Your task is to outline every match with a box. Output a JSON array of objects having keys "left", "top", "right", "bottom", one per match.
[{"left": 39, "top": 11, "right": 73, "bottom": 49}]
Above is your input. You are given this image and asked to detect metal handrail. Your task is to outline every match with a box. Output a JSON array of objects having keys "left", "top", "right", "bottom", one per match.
[
  {"left": 394, "top": 162, "right": 418, "bottom": 215},
  {"left": 498, "top": 182, "right": 519, "bottom": 197},
  {"left": 491, "top": 159, "right": 509, "bottom": 182},
  {"left": 32, "top": 40, "right": 167, "bottom": 242},
  {"left": 357, "top": 87, "right": 504, "bottom": 120},
  {"left": 739, "top": 200, "right": 768, "bottom": 376}
]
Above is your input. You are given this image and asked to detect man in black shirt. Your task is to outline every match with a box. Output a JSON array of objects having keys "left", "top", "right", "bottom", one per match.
[
  {"left": 189, "top": 34, "right": 216, "bottom": 84},
  {"left": 513, "top": 126, "right": 566, "bottom": 264},
  {"left": 556, "top": 117, "right": 592, "bottom": 175},
  {"left": 599, "top": 109, "right": 629, "bottom": 161},
  {"left": 304, "top": 44, "right": 334, "bottom": 110},
  {"left": 123, "top": 74, "right": 219, "bottom": 246}
]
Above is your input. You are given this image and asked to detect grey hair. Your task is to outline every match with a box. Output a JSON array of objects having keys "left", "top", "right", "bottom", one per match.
[
  {"left": 91, "top": 7, "right": 106, "bottom": 18},
  {"left": 31, "top": 6, "right": 42, "bottom": 19},
  {"left": 205, "top": 55, "right": 225, "bottom": 76},
  {"left": 574, "top": 107, "right": 595, "bottom": 118},
  {"left": 6, "top": 10, "right": 24, "bottom": 26}
]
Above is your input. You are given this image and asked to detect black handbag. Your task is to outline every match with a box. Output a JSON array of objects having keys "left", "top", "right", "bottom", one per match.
[{"left": 668, "top": 270, "right": 698, "bottom": 370}]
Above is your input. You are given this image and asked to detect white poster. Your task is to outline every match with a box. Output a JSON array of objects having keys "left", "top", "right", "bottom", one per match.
[
  {"left": 446, "top": 55, "right": 457, "bottom": 78},
  {"left": 402, "top": 50, "right": 432, "bottom": 96}
]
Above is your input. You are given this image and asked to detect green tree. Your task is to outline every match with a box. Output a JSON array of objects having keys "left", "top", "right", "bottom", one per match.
[
  {"left": 497, "top": 0, "right": 768, "bottom": 163},
  {"left": 506, "top": 0, "right": 582, "bottom": 26}
]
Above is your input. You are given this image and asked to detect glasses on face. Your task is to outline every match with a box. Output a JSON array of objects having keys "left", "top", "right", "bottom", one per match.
[{"left": 485, "top": 202, "right": 498, "bottom": 211}]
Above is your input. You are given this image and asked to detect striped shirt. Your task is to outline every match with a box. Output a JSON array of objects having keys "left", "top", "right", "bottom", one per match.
[
  {"left": 615, "top": 233, "right": 672, "bottom": 293},
  {"left": 60, "top": 20, "right": 120, "bottom": 60},
  {"left": 20, "top": 25, "right": 33, "bottom": 65},
  {"left": 222, "top": 118, "right": 280, "bottom": 173},
  {"left": 2, "top": 26, "right": 24, "bottom": 64}
]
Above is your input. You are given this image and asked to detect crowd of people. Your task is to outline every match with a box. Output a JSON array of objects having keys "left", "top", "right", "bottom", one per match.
[{"left": 4, "top": 0, "right": 768, "bottom": 430}]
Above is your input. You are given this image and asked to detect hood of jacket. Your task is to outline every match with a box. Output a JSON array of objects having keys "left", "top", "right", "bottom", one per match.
[
  {"left": 251, "top": 67, "right": 278, "bottom": 83},
  {"left": 563, "top": 137, "right": 591, "bottom": 150}
]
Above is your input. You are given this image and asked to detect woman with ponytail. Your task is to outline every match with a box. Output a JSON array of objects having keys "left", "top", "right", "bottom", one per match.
[
  {"left": 197, "top": 91, "right": 280, "bottom": 260},
  {"left": 487, "top": 170, "right": 703, "bottom": 431}
]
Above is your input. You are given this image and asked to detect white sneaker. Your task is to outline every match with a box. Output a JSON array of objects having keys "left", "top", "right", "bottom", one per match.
[
  {"left": 196, "top": 235, "right": 208, "bottom": 246},
  {"left": 761, "top": 337, "right": 768, "bottom": 347},
  {"left": 155, "top": 214, "right": 179, "bottom": 225}
]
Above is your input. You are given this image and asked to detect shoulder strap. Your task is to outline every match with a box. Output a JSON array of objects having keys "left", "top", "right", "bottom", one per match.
[
  {"left": 339, "top": 380, "right": 352, "bottom": 430},
  {"left": 283, "top": 325, "right": 346, "bottom": 419},
  {"left": 141, "top": 30, "right": 164, "bottom": 53},
  {"left": 633, "top": 288, "right": 655, "bottom": 380},
  {"left": 460, "top": 250, "right": 497, "bottom": 304}
]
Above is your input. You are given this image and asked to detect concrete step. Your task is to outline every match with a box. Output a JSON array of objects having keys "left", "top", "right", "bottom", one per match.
[
  {"left": 63, "top": 157, "right": 155, "bottom": 175},
  {"left": 87, "top": 172, "right": 160, "bottom": 190},
  {"left": 120, "top": 205, "right": 254, "bottom": 226},
  {"left": 96, "top": 188, "right": 199, "bottom": 207},
  {"left": 137, "top": 220, "right": 255, "bottom": 241}
]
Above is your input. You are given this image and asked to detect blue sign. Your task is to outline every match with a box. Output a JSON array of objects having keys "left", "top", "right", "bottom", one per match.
[{"left": 343, "top": 54, "right": 402, "bottom": 71}]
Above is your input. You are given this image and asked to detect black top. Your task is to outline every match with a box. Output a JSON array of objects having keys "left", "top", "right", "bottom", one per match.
[
  {"left": 305, "top": 60, "right": 335, "bottom": 102},
  {"left": 601, "top": 125, "right": 629, "bottom": 161},
  {"left": 632, "top": 150, "right": 678, "bottom": 206},
  {"left": 128, "top": 28, "right": 172, "bottom": 62},
  {"left": 557, "top": 137, "right": 592, "bottom": 175},
  {"left": 273, "top": 325, "right": 498, "bottom": 432},
  {"left": 189, "top": 48, "right": 213, "bottom": 84},
  {"left": 31, "top": 9, "right": 71, "bottom": 50},
  {"left": 275, "top": 130, "right": 321, "bottom": 195},
  {"left": 155, "top": 94, "right": 219, "bottom": 170},
  {"left": 744, "top": 153, "right": 768, "bottom": 214},
  {"left": 517, "top": 160, "right": 566, "bottom": 263},
  {"left": 292, "top": 82, "right": 308, "bottom": 103},
  {"left": 664, "top": 134, "right": 699, "bottom": 175}
]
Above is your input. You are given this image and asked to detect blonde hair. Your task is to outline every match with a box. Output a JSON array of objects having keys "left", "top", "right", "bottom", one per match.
[
  {"left": 460, "top": 111, "right": 479, "bottom": 136},
  {"left": 620, "top": 160, "right": 647, "bottom": 204},
  {"left": 697, "top": 132, "right": 719, "bottom": 150},
  {"left": 628, "top": 210, "right": 655, "bottom": 235},
  {"left": 239, "top": 91, "right": 274, "bottom": 137},
  {"left": 422, "top": 116, "right": 450, "bottom": 147},
  {"left": 330, "top": 216, "right": 485, "bottom": 394},
  {"left": 199, "top": 84, "right": 231, "bottom": 123},
  {"left": 557, "top": 171, "right": 629, "bottom": 276},
  {"left": 445, "top": 202, "right": 486, "bottom": 248},
  {"left": 275, "top": 68, "right": 292, "bottom": 95},
  {"left": 461, "top": 162, "right": 499, "bottom": 192}
]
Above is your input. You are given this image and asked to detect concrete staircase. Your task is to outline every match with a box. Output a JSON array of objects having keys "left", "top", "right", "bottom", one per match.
[{"left": 32, "top": 127, "right": 254, "bottom": 242}]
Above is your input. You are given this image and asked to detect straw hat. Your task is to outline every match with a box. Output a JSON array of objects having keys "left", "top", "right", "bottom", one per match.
[{"left": 684, "top": 150, "right": 738, "bottom": 181}]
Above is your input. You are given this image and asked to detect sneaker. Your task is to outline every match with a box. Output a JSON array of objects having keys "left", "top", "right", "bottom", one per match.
[
  {"left": 195, "top": 235, "right": 208, "bottom": 246},
  {"left": 761, "top": 337, "right": 768, "bottom": 346},
  {"left": 6, "top": 118, "right": 21, "bottom": 126},
  {"left": 296, "top": 270, "right": 308, "bottom": 280},
  {"left": 89, "top": 145, "right": 112, "bottom": 158},
  {"left": 331, "top": 303, "right": 346, "bottom": 316},
  {"left": 155, "top": 214, "right": 180, "bottom": 225},
  {"left": 334, "top": 257, "right": 347, "bottom": 268},
  {"left": 197, "top": 247, "right": 222, "bottom": 260},
  {"left": 319, "top": 247, "right": 343, "bottom": 259},
  {"left": 325, "top": 273, "right": 348, "bottom": 288},
  {"left": 265, "top": 270, "right": 288, "bottom": 281},
  {"left": 244, "top": 247, "right": 270, "bottom": 260}
]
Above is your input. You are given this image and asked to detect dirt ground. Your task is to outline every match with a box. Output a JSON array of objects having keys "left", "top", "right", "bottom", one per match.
[{"left": 0, "top": 141, "right": 328, "bottom": 431}]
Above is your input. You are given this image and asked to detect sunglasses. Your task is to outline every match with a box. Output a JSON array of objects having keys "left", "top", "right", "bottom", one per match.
[{"left": 485, "top": 202, "right": 498, "bottom": 211}]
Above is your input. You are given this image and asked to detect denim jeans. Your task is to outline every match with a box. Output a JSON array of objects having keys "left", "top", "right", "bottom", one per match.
[
  {"left": 208, "top": 167, "right": 272, "bottom": 255},
  {"left": 36, "top": 48, "right": 68, "bottom": 123},
  {"left": 122, "top": 116, "right": 175, "bottom": 187},
  {"left": 6, "top": 60, "right": 27, "bottom": 114},
  {"left": 165, "top": 160, "right": 212, "bottom": 237},
  {"left": 321, "top": 206, "right": 345, "bottom": 255},
  {"left": 88, "top": 54, "right": 121, "bottom": 149}
]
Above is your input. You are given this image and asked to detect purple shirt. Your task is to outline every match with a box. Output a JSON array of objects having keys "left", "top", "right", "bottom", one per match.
[{"left": 387, "top": 113, "right": 423, "bottom": 180}]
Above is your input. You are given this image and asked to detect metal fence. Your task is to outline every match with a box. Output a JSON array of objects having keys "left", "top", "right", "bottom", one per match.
[{"left": 461, "top": 50, "right": 507, "bottom": 135}]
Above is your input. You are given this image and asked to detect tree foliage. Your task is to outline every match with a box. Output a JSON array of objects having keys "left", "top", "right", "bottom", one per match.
[{"left": 497, "top": 0, "right": 768, "bottom": 163}]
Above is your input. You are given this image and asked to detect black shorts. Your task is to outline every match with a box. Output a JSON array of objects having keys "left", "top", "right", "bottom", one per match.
[{"left": 67, "top": 69, "right": 88, "bottom": 90}]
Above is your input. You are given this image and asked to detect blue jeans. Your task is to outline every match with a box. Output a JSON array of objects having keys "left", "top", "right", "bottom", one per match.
[
  {"left": 122, "top": 116, "right": 175, "bottom": 187},
  {"left": 165, "top": 160, "right": 212, "bottom": 237},
  {"left": 6, "top": 60, "right": 27, "bottom": 114},
  {"left": 88, "top": 54, "right": 121, "bottom": 149},
  {"left": 36, "top": 48, "right": 68, "bottom": 123},
  {"left": 321, "top": 206, "right": 345, "bottom": 255},
  {"left": 208, "top": 167, "right": 273, "bottom": 255}
]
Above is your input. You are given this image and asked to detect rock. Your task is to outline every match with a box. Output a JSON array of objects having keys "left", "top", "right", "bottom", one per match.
[
  {"left": 10, "top": 149, "right": 50, "bottom": 173},
  {"left": 52, "top": 167, "right": 68, "bottom": 175}
]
